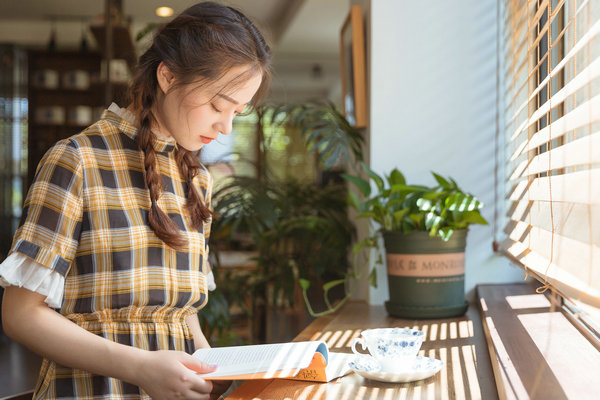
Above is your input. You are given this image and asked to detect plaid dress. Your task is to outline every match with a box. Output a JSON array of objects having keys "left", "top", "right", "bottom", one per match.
[{"left": 10, "top": 108, "right": 212, "bottom": 399}]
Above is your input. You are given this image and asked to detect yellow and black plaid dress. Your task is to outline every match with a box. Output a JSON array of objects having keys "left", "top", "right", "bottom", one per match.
[{"left": 10, "top": 109, "right": 212, "bottom": 399}]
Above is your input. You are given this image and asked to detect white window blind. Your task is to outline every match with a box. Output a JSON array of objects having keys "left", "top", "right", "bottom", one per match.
[{"left": 500, "top": 0, "right": 600, "bottom": 307}]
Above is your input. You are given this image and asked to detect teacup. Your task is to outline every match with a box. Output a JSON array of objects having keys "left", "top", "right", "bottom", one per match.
[{"left": 350, "top": 328, "right": 425, "bottom": 371}]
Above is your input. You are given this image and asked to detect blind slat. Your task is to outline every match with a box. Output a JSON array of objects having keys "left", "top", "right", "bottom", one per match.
[
  {"left": 509, "top": 130, "right": 600, "bottom": 179},
  {"left": 507, "top": 199, "right": 600, "bottom": 246},
  {"left": 508, "top": 168, "right": 600, "bottom": 204},
  {"left": 510, "top": 93, "right": 600, "bottom": 160},
  {"left": 503, "top": 221, "right": 600, "bottom": 295},
  {"left": 503, "top": 221, "right": 599, "bottom": 277},
  {"left": 500, "top": 238, "right": 600, "bottom": 307}
]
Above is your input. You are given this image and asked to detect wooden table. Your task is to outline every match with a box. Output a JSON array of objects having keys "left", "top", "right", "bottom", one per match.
[{"left": 227, "top": 301, "right": 498, "bottom": 400}]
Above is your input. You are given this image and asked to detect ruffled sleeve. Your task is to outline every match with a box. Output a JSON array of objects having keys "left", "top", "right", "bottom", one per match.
[
  {"left": 206, "top": 268, "right": 216, "bottom": 291},
  {"left": 0, "top": 252, "right": 65, "bottom": 308}
]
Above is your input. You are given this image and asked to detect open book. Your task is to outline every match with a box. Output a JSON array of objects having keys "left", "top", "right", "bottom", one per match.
[{"left": 192, "top": 341, "right": 352, "bottom": 382}]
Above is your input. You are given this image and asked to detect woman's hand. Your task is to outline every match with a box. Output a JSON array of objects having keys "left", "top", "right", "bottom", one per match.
[
  {"left": 136, "top": 350, "right": 217, "bottom": 400},
  {"left": 183, "top": 313, "right": 231, "bottom": 399}
]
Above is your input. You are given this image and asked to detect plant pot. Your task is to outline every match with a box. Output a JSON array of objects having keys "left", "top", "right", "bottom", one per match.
[{"left": 382, "top": 230, "right": 468, "bottom": 319}]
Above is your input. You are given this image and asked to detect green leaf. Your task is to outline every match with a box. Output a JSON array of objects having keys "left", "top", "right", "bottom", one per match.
[
  {"left": 416, "top": 198, "right": 433, "bottom": 211},
  {"left": 342, "top": 174, "right": 371, "bottom": 197},
  {"left": 361, "top": 163, "right": 385, "bottom": 193},
  {"left": 439, "top": 227, "right": 454, "bottom": 241},
  {"left": 347, "top": 191, "right": 361, "bottom": 211},
  {"left": 402, "top": 220, "right": 415, "bottom": 232},
  {"left": 324, "top": 145, "right": 342, "bottom": 169},
  {"left": 352, "top": 237, "right": 376, "bottom": 254},
  {"left": 384, "top": 213, "right": 393, "bottom": 231},
  {"left": 447, "top": 193, "right": 483, "bottom": 212},
  {"left": 392, "top": 209, "right": 409, "bottom": 228},
  {"left": 322, "top": 279, "right": 346, "bottom": 293},
  {"left": 425, "top": 212, "right": 442, "bottom": 230},
  {"left": 368, "top": 268, "right": 377, "bottom": 288},
  {"left": 432, "top": 172, "right": 451, "bottom": 188},
  {"left": 408, "top": 213, "right": 423, "bottom": 225},
  {"left": 389, "top": 184, "right": 422, "bottom": 195},
  {"left": 422, "top": 191, "right": 442, "bottom": 201},
  {"left": 388, "top": 169, "right": 406, "bottom": 186},
  {"left": 299, "top": 278, "right": 311, "bottom": 290},
  {"left": 449, "top": 177, "right": 460, "bottom": 190},
  {"left": 461, "top": 211, "right": 489, "bottom": 225},
  {"left": 305, "top": 126, "right": 331, "bottom": 148},
  {"left": 357, "top": 211, "right": 377, "bottom": 220}
]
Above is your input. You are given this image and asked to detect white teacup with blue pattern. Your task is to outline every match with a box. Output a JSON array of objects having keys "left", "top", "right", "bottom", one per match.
[{"left": 350, "top": 328, "right": 425, "bottom": 371}]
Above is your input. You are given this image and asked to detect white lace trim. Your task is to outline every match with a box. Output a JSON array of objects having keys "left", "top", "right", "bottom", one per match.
[
  {"left": 0, "top": 252, "right": 64, "bottom": 308},
  {"left": 205, "top": 255, "right": 216, "bottom": 291}
]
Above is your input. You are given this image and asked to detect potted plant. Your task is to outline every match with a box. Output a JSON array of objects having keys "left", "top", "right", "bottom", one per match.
[{"left": 341, "top": 164, "right": 488, "bottom": 318}]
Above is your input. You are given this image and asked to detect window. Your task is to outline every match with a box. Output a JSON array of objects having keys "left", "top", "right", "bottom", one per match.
[{"left": 499, "top": 0, "right": 600, "bottom": 334}]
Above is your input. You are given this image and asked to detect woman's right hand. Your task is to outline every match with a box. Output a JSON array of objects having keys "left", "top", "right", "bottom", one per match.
[{"left": 135, "top": 350, "right": 217, "bottom": 400}]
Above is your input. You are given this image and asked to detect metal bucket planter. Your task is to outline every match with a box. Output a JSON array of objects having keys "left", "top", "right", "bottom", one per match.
[{"left": 383, "top": 230, "right": 468, "bottom": 319}]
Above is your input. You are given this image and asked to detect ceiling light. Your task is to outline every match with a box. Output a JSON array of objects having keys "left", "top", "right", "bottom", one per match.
[{"left": 156, "top": 7, "right": 174, "bottom": 18}]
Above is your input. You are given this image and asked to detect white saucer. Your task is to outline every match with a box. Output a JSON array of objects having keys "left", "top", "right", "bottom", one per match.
[{"left": 348, "top": 354, "right": 444, "bottom": 383}]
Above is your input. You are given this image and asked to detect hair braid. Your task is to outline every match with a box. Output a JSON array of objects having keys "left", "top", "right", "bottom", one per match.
[
  {"left": 175, "top": 148, "right": 213, "bottom": 231},
  {"left": 136, "top": 88, "right": 187, "bottom": 249}
]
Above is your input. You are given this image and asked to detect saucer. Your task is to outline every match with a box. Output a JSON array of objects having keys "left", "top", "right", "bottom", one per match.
[{"left": 348, "top": 354, "right": 443, "bottom": 383}]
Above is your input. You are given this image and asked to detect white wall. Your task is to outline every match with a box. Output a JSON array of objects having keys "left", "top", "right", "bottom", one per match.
[{"left": 367, "top": 0, "right": 523, "bottom": 304}]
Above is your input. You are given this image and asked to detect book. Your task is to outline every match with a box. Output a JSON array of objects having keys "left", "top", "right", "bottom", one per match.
[{"left": 192, "top": 341, "right": 352, "bottom": 382}]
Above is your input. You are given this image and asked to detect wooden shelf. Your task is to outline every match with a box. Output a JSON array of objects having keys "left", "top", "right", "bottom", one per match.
[{"left": 26, "top": 50, "right": 128, "bottom": 188}]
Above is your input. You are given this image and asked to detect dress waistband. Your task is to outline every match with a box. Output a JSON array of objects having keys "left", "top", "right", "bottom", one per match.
[{"left": 66, "top": 305, "right": 196, "bottom": 324}]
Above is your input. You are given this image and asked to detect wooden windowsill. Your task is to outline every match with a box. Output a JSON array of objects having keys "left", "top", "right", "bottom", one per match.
[{"left": 477, "top": 282, "right": 600, "bottom": 400}]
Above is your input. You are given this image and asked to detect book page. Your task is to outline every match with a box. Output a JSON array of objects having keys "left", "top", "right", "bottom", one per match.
[
  {"left": 193, "top": 341, "right": 328, "bottom": 379},
  {"left": 325, "top": 352, "right": 353, "bottom": 381}
]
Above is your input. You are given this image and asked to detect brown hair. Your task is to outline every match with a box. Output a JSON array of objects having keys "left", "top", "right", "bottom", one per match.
[{"left": 129, "top": 2, "right": 271, "bottom": 249}]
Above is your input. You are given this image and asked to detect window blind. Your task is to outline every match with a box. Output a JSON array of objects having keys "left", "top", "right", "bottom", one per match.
[{"left": 499, "top": 0, "right": 600, "bottom": 307}]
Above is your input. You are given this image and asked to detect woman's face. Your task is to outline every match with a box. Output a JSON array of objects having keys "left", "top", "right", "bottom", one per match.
[{"left": 154, "top": 63, "right": 263, "bottom": 151}]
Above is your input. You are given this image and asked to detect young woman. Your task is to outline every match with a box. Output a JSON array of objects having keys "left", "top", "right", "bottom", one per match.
[{"left": 0, "top": 2, "right": 271, "bottom": 399}]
